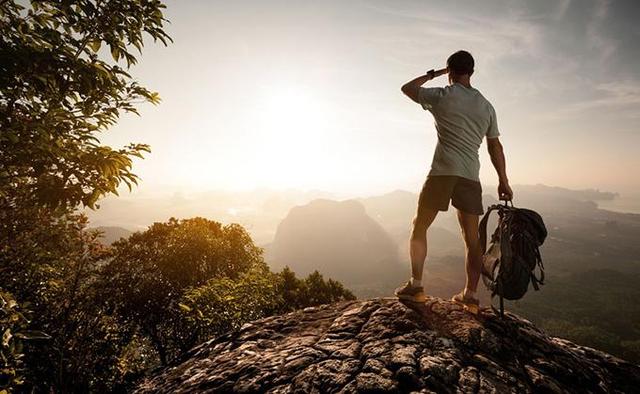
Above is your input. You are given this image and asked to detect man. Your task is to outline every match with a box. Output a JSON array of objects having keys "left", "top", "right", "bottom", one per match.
[{"left": 395, "top": 50, "right": 513, "bottom": 314}]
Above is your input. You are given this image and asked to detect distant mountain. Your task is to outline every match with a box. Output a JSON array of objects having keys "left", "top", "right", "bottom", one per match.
[
  {"left": 356, "top": 190, "right": 417, "bottom": 230},
  {"left": 85, "top": 189, "right": 334, "bottom": 245},
  {"left": 93, "top": 226, "right": 133, "bottom": 245},
  {"left": 266, "top": 199, "right": 402, "bottom": 288},
  {"left": 513, "top": 184, "right": 618, "bottom": 201}
]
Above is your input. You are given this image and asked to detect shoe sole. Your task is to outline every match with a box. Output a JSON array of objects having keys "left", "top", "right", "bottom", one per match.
[
  {"left": 451, "top": 299, "right": 480, "bottom": 315},
  {"left": 395, "top": 292, "right": 427, "bottom": 303}
]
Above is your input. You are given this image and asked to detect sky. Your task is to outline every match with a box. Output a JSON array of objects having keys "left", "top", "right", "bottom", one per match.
[{"left": 100, "top": 0, "right": 640, "bottom": 199}]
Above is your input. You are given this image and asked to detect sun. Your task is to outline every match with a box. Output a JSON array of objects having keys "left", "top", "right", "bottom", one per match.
[
  {"left": 171, "top": 81, "right": 344, "bottom": 192},
  {"left": 257, "top": 85, "right": 326, "bottom": 143},
  {"left": 247, "top": 84, "right": 336, "bottom": 189}
]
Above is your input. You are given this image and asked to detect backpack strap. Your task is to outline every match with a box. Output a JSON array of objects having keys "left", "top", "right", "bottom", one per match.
[
  {"left": 478, "top": 202, "right": 513, "bottom": 318},
  {"left": 479, "top": 204, "right": 503, "bottom": 255},
  {"left": 480, "top": 204, "right": 513, "bottom": 319},
  {"left": 530, "top": 273, "right": 540, "bottom": 291},
  {"left": 490, "top": 280, "right": 505, "bottom": 318},
  {"left": 530, "top": 248, "right": 545, "bottom": 291}
]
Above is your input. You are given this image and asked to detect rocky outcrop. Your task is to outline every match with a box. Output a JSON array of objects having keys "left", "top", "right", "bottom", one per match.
[{"left": 135, "top": 298, "right": 640, "bottom": 393}]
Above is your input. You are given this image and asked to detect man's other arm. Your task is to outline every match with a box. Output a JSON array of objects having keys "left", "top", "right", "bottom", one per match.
[
  {"left": 401, "top": 68, "right": 448, "bottom": 103},
  {"left": 487, "top": 137, "right": 514, "bottom": 201}
]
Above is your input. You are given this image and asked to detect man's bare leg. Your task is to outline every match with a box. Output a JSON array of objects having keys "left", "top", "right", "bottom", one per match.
[
  {"left": 456, "top": 209, "right": 482, "bottom": 292},
  {"left": 409, "top": 208, "right": 439, "bottom": 284},
  {"left": 395, "top": 208, "right": 439, "bottom": 302}
]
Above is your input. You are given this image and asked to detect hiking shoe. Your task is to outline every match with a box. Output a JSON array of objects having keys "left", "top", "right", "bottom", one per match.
[
  {"left": 394, "top": 281, "right": 426, "bottom": 303},
  {"left": 452, "top": 291, "right": 480, "bottom": 315}
]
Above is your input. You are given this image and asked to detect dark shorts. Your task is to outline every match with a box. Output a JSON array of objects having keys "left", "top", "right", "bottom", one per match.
[{"left": 415, "top": 175, "right": 484, "bottom": 223}]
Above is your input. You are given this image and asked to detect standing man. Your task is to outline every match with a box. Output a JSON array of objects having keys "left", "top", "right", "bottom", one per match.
[{"left": 394, "top": 50, "right": 513, "bottom": 314}]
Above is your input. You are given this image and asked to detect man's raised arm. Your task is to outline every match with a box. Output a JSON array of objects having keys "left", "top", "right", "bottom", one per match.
[
  {"left": 401, "top": 68, "right": 448, "bottom": 103},
  {"left": 487, "top": 137, "right": 514, "bottom": 201}
]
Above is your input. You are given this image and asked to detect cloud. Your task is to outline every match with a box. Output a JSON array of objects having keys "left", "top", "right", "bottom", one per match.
[
  {"left": 586, "top": 0, "right": 617, "bottom": 65},
  {"left": 541, "top": 80, "right": 640, "bottom": 120},
  {"left": 359, "top": 1, "right": 545, "bottom": 73},
  {"left": 555, "top": 0, "right": 572, "bottom": 21},
  {"left": 574, "top": 81, "right": 640, "bottom": 109}
]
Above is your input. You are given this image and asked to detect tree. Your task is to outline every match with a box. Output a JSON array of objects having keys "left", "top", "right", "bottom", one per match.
[
  {"left": 100, "top": 217, "right": 265, "bottom": 365},
  {"left": 0, "top": 0, "right": 172, "bottom": 390},
  {"left": 0, "top": 289, "right": 50, "bottom": 391},
  {"left": 178, "top": 264, "right": 283, "bottom": 350},
  {"left": 0, "top": 0, "right": 171, "bottom": 209},
  {"left": 277, "top": 267, "right": 356, "bottom": 312},
  {"left": 100, "top": 217, "right": 357, "bottom": 368},
  {"left": 0, "top": 199, "right": 129, "bottom": 392},
  {"left": 177, "top": 266, "right": 356, "bottom": 355},
  {"left": 278, "top": 266, "right": 308, "bottom": 311}
]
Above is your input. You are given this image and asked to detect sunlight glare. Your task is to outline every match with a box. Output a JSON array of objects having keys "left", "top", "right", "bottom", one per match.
[{"left": 248, "top": 84, "right": 336, "bottom": 189}]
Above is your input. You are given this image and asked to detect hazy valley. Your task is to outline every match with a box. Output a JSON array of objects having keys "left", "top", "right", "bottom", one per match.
[{"left": 89, "top": 184, "right": 640, "bottom": 362}]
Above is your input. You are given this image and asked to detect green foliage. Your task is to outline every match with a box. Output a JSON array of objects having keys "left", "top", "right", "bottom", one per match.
[
  {"left": 541, "top": 319, "right": 622, "bottom": 354},
  {"left": 278, "top": 267, "right": 356, "bottom": 312},
  {"left": 179, "top": 264, "right": 283, "bottom": 344},
  {"left": 1, "top": 189, "right": 357, "bottom": 391},
  {"left": 0, "top": 289, "right": 50, "bottom": 391},
  {"left": 300, "top": 270, "right": 356, "bottom": 306},
  {"left": 0, "top": 0, "right": 187, "bottom": 390},
  {"left": 0, "top": 0, "right": 171, "bottom": 209},
  {"left": 101, "top": 217, "right": 266, "bottom": 365},
  {"left": 179, "top": 266, "right": 356, "bottom": 347},
  {"left": 0, "top": 191, "right": 108, "bottom": 306},
  {"left": 2, "top": 206, "right": 357, "bottom": 390},
  {"left": 101, "top": 217, "right": 357, "bottom": 368},
  {"left": 0, "top": 200, "right": 127, "bottom": 392},
  {"left": 0, "top": 4, "right": 357, "bottom": 390},
  {"left": 511, "top": 269, "right": 640, "bottom": 363}
]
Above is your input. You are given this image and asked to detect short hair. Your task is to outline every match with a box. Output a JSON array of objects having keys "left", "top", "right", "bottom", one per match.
[{"left": 447, "top": 50, "right": 474, "bottom": 76}]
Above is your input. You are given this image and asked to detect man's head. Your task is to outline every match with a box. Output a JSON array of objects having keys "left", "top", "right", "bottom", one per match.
[{"left": 447, "top": 50, "right": 474, "bottom": 81}]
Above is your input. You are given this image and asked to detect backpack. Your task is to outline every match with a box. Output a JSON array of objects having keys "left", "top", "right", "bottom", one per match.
[{"left": 479, "top": 201, "right": 547, "bottom": 317}]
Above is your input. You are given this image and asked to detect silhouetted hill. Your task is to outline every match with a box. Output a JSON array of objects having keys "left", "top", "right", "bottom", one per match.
[
  {"left": 266, "top": 199, "right": 402, "bottom": 288},
  {"left": 93, "top": 226, "right": 133, "bottom": 245},
  {"left": 135, "top": 298, "right": 640, "bottom": 393}
]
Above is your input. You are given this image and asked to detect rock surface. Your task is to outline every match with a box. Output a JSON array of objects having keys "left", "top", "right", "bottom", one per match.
[{"left": 135, "top": 298, "right": 640, "bottom": 393}]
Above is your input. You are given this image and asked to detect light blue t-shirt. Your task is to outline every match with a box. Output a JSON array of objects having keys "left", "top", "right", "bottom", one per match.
[{"left": 418, "top": 83, "right": 499, "bottom": 182}]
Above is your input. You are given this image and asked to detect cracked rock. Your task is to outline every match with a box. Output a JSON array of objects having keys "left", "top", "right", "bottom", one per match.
[{"left": 135, "top": 298, "right": 640, "bottom": 393}]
